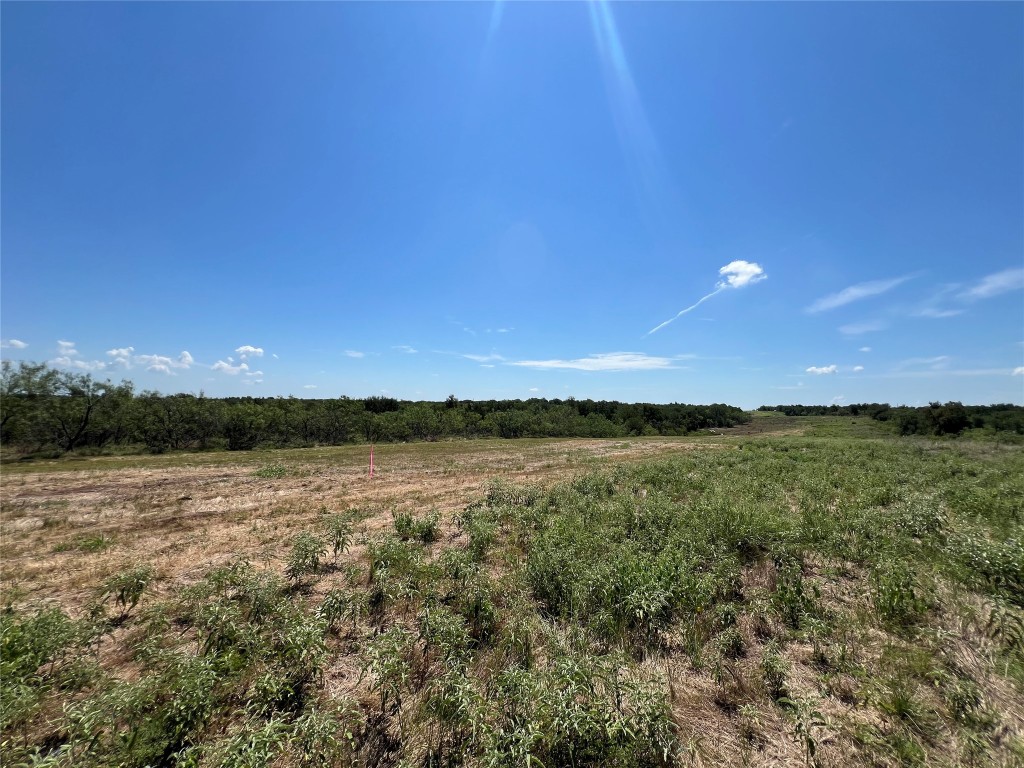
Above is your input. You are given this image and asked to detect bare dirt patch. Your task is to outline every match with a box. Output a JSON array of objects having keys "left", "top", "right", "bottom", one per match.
[{"left": 0, "top": 438, "right": 720, "bottom": 609}]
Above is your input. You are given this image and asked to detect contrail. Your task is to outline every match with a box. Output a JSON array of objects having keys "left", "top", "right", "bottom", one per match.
[
  {"left": 646, "top": 260, "right": 767, "bottom": 336},
  {"left": 646, "top": 288, "right": 723, "bottom": 336}
]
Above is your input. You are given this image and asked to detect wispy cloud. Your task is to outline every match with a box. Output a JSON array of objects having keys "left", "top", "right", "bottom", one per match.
[
  {"left": 1013, "top": 367, "right": 1023, "bottom": 376},
  {"left": 462, "top": 352, "right": 505, "bottom": 364},
  {"left": 959, "top": 267, "right": 1024, "bottom": 301},
  {"left": 896, "top": 355, "right": 951, "bottom": 371},
  {"left": 392, "top": 345, "right": 417, "bottom": 354},
  {"left": 853, "top": 366, "right": 864, "bottom": 372},
  {"left": 510, "top": 352, "right": 680, "bottom": 372},
  {"left": 859, "top": 347, "right": 871, "bottom": 353},
  {"left": 344, "top": 350, "right": 365, "bottom": 358},
  {"left": 0, "top": 339, "right": 27, "bottom": 349},
  {"left": 839, "top": 320, "right": 887, "bottom": 335},
  {"left": 915, "top": 307, "right": 964, "bottom": 319},
  {"left": 806, "top": 365, "right": 838, "bottom": 375},
  {"left": 881, "top": 368, "right": 1014, "bottom": 378},
  {"left": 648, "top": 260, "right": 766, "bottom": 335},
  {"left": 806, "top": 274, "right": 915, "bottom": 314},
  {"left": 303, "top": 384, "right": 317, "bottom": 389}
]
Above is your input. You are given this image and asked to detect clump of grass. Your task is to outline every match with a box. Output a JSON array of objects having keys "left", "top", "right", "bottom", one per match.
[
  {"left": 54, "top": 534, "right": 115, "bottom": 554},
  {"left": 253, "top": 464, "right": 289, "bottom": 479},
  {"left": 871, "top": 561, "right": 929, "bottom": 628},
  {"left": 393, "top": 509, "right": 440, "bottom": 544}
]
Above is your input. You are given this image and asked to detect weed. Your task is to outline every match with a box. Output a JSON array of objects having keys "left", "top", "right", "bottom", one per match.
[
  {"left": 716, "top": 626, "right": 745, "bottom": 659},
  {"left": 285, "top": 532, "right": 325, "bottom": 583},
  {"left": 780, "top": 696, "right": 828, "bottom": 767},
  {"left": 101, "top": 565, "right": 155, "bottom": 616},
  {"left": 871, "top": 561, "right": 929, "bottom": 628},
  {"left": 761, "top": 642, "right": 789, "bottom": 700},
  {"left": 320, "top": 513, "right": 353, "bottom": 562}
]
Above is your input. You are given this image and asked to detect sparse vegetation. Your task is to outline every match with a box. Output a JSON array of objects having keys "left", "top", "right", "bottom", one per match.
[{"left": 2, "top": 427, "right": 1023, "bottom": 766}]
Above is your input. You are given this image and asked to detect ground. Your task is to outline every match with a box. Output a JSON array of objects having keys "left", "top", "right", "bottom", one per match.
[{"left": 2, "top": 416, "right": 1022, "bottom": 768}]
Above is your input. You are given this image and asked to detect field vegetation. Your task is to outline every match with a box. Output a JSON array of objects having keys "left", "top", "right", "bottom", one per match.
[{"left": 2, "top": 416, "right": 1023, "bottom": 766}]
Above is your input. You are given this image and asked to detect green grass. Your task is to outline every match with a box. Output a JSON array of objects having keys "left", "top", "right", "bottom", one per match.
[{"left": 3, "top": 432, "right": 1022, "bottom": 767}]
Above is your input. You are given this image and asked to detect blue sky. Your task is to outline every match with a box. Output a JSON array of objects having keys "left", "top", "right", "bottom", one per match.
[{"left": 2, "top": 2, "right": 1022, "bottom": 408}]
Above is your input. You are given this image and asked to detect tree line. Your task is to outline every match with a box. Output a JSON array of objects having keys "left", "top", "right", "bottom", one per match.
[
  {"left": 758, "top": 402, "right": 1024, "bottom": 436},
  {"left": 0, "top": 361, "right": 751, "bottom": 456}
]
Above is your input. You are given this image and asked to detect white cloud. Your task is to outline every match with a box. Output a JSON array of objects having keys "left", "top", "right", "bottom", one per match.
[
  {"left": 859, "top": 347, "right": 872, "bottom": 353},
  {"left": 104, "top": 348, "right": 191, "bottom": 371},
  {"left": 529, "top": 387, "right": 540, "bottom": 392},
  {"left": 462, "top": 352, "right": 504, "bottom": 363},
  {"left": 344, "top": 350, "right": 365, "bottom": 358},
  {"left": 839, "top": 320, "right": 887, "bottom": 335},
  {"left": 830, "top": 396, "right": 845, "bottom": 404},
  {"left": 1013, "top": 367, "right": 1024, "bottom": 376},
  {"left": 303, "top": 384, "right": 318, "bottom": 389},
  {"left": 57, "top": 340, "right": 79, "bottom": 356},
  {"left": 648, "top": 260, "right": 766, "bottom": 335},
  {"left": 806, "top": 365, "right": 838, "bottom": 375},
  {"left": 853, "top": 365, "right": 864, "bottom": 372},
  {"left": 960, "top": 268, "right": 1024, "bottom": 301},
  {"left": 1, "top": 339, "right": 28, "bottom": 349},
  {"left": 717, "top": 260, "right": 767, "bottom": 289},
  {"left": 52, "top": 357, "right": 106, "bottom": 371},
  {"left": 806, "top": 274, "right": 914, "bottom": 313},
  {"left": 245, "top": 370, "right": 263, "bottom": 377},
  {"left": 235, "top": 345, "right": 264, "bottom": 360},
  {"left": 136, "top": 354, "right": 173, "bottom": 368},
  {"left": 510, "top": 352, "right": 679, "bottom": 372},
  {"left": 392, "top": 346, "right": 417, "bottom": 354},
  {"left": 496, "top": 328, "right": 513, "bottom": 333},
  {"left": 212, "top": 360, "right": 249, "bottom": 375},
  {"left": 272, "top": 353, "right": 279, "bottom": 359}
]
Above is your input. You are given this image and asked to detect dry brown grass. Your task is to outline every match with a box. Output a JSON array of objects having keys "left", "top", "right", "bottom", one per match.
[{"left": 0, "top": 438, "right": 718, "bottom": 612}]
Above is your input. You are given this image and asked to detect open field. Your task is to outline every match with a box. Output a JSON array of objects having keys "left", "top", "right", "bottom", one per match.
[
  {"left": 3, "top": 422, "right": 1023, "bottom": 767},
  {"left": 1, "top": 437, "right": 728, "bottom": 608}
]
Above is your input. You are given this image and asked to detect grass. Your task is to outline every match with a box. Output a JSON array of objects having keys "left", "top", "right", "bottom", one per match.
[{"left": 1, "top": 428, "right": 1022, "bottom": 766}]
